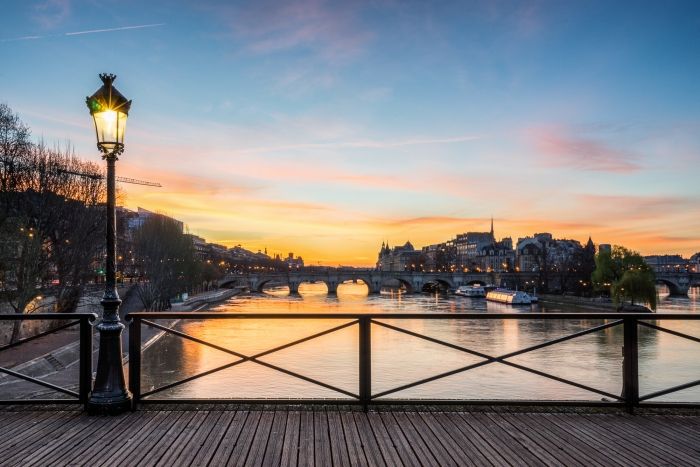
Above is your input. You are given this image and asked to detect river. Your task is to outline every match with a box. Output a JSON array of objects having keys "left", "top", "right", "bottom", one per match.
[{"left": 141, "top": 284, "right": 700, "bottom": 402}]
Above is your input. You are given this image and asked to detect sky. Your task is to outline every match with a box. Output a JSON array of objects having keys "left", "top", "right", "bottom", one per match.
[{"left": 1, "top": 0, "right": 699, "bottom": 265}]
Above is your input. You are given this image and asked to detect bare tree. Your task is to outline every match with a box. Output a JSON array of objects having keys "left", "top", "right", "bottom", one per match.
[{"left": 133, "top": 214, "right": 196, "bottom": 310}]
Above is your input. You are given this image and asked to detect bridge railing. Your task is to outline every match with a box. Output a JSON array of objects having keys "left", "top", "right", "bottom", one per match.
[
  {"left": 0, "top": 313, "right": 96, "bottom": 407},
  {"left": 126, "top": 312, "right": 700, "bottom": 410}
]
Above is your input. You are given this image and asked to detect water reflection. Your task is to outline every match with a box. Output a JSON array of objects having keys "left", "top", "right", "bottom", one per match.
[{"left": 140, "top": 283, "right": 700, "bottom": 402}]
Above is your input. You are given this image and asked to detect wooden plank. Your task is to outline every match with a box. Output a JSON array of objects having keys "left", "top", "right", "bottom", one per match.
[
  {"left": 585, "top": 414, "right": 700, "bottom": 465},
  {"left": 542, "top": 413, "right": 648, "bottom": 467},
  {"left": 557, "top": 413, "right": 663, "bottom": 467},
  {"left": 392, "top": 411, "right": 441, "bottom": 466},
  {"left": 442, "top": 411, "right": 509, "bottom": 466},
  {"left": 90, "top": 412, "right": 164, "bottom": 466},
  {"left": 226, "top": 410, "right": 262, "bottom": 466},
  {"left": 262, "top": 410, "right": 288, "bottom": 467},
  {"left": 312, "top": 409, "right": 333, "bottom": 467},
  {"left": 0, "top": 411, "right": 40, "bottom": 436},
  {"left": 298, "top": 410, "right": 315, "bottom": 467},
  {"left": 0, "top": 411, "right": 64, "bottom": 452},
  {"left": 418, "top": 411, "right": 488, "bottom": 467},
  {"left": 652, "top": 415, "right": 700, "bottom": 435},
  {"left": 494, "top": 412, "right": 585, "bottom": 467},
  {"left": 366, "top": 412, "right": 404, "bottom": 467},
  {"left": 0, "top": 412, "right": 80, "bottom": 459},
  {"left": 23, "top": 414, "right": 114, "bottom": 466},
  {"left": 112, "top": 411, "right": 184, "bottom": 466},
  {"left": 403, "top": 411, "right": 458, "bottom": 466},
  {"left": 5, "top": 413, "right": 103, "bottom": 466},
  {"left": 378, "top": 411, "right": 421, "bottom": 467},
  {"left": 327, "top": 409, "right": 352, "bottom": 467},
  {"left": 633, "top": 415, "right": 700, "bottom": 452},
  {"left": 244, "top": 411, "right": 275, "bottom": 467},
  {"left": 49, "top": 411, "right": 136, "bottom": 466},
  {"left": 138, "top": 411, "right": 196, "bottom": 466},
  {"left": 172, "top": 410, "right": 224, "bottom": 467},
  {"left": 159, "top": 411, "right": 212, "bottom": 466},
  {"left": 280, "top": 411, "right": 300, "bottom": 467},
  {"left": 208, "top": 410, "right": 251, "bottom": 467},
  {"left": 189, "top": 410, "right": 237, "bottom": 467},
  {"left": 353, "top": 412, "right": 386, "bottom": 467},
  {"left": 340, "top": 410, "right": 367, "bottom": 466},
  {"left": 457, "top": 411, "right": 541, "bottom": 467},
  {"left": 482, "top": 412, "right": 564, "bottom": 467},
  {"left": 515, "top": 412, "right": 616, "bottom": 467}
]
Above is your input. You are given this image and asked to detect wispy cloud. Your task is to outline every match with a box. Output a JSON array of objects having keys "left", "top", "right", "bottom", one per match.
[
  {"left": 229, "top": 0, "right": 373, "bottom": 61},
  {"left": 1, "top": 23, "right": 165, "bottom": 42},
  {"left": 234, "top": 135, "right": 481, "bottom": 155},
  {"left": 33, "top": 0, "right": 70, "bottom": 29},
  {"left": 528, "top": 126, "right": 642, "bottom": 173}
]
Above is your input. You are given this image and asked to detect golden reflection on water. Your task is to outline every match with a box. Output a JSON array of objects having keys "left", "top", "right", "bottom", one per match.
[{"left": 140, "top": 283, "right": 700, "bottom": 402}]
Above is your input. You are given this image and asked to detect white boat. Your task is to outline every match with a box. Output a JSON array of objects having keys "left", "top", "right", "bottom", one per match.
[
  {"left": 486, "top": 289, "right": 533, "bottom": 305},
  {"left": 454, "top": 285, "right": 486, "bottom": 298}
]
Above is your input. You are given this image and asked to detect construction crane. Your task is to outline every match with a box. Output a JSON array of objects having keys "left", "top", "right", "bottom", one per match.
[
  {"left": 1, "top": 160, "right": 162, "bottom": 187},
  {"left": 58, "top": 169, "right": 162, "bottom": 187}
]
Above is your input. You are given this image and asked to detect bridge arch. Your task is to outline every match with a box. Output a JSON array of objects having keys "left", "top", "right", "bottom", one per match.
[
  {"left": 378, "top": 276, "right": 414, "bottom": 294},
  {"left": 335, "top": 277, "right": 372, "bottom": 295},
  {"left": 656, "top": 278, "right": 688, "bottom": 296},
  {"left": 421, "top": 278, "right": 454, "bottom": 293}
]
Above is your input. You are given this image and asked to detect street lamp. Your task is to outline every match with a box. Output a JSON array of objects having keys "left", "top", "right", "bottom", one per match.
[{"left": 86, "top": 73, "right": 132, "bottom": 414}]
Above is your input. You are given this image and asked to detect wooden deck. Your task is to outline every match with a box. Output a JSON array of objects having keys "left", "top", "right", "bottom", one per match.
[{"left": 1, "top": 406, "right": 699, "bottom": 466}]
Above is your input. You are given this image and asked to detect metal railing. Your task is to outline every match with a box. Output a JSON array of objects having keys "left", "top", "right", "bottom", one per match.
[
  {"left": 127, "top": 312, "right": 700, "bottom": 410},
  {"left": 0, "top": 313, "right": 96, "bottom": 406}
]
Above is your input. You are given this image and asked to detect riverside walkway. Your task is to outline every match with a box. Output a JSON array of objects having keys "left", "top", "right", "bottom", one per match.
[{"left": 1, "top": 405, "right": 699, "bottom": 466}]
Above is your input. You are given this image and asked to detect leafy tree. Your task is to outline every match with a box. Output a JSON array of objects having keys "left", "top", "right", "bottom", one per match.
[
  {"left": 612, "top": 269, "right": 657, "bottom": 310},
  {"left": 592, "top": 245, "right": 657, "bottom": 310}
]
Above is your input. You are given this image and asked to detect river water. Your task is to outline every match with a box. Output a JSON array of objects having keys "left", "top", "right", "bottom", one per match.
[{"left": 141, "top": 284, "right": 700, "bottom": 402}]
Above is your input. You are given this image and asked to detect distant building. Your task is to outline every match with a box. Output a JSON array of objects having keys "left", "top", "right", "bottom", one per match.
[
  {"left": 644, "top": 255, "right": 689, "bottom": 273},
  {"left": 377, "top": 241, "right": 422, "bottom": 271},
  {"left": 598, "top": 244, "right": 612, "bottom": 254},
  {"left": 689, "top": 252, "right": 700, "bottom": 273}
]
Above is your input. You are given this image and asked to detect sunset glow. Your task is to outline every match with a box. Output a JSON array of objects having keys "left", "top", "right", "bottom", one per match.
[{"left": 2, "top": 0, "right": 699, "bottom": 265}]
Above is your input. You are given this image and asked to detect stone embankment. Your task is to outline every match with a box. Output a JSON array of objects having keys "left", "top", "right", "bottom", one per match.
[{"left": 538, "top": 294, "right": 653, "bottom": 312}]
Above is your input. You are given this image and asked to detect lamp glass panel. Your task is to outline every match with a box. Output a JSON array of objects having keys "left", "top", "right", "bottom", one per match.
[{"left": 93, "top": 110, "right": 128, "bottom": 152}]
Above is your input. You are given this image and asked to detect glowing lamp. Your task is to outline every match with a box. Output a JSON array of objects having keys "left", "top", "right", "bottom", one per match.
[{"left": 86, "top": 73, "right": 131, "bottom": 156}]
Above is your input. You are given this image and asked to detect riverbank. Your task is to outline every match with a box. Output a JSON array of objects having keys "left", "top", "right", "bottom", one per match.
[
  {"left": 0, "top": 287, "right": 244, "bottom": 399},
  {"left": 538, "top": 294, "right": 653, "bottom": 312}
]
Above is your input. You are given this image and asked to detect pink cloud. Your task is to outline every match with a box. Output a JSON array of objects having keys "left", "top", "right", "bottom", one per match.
[
  {"left": 210, "top": 0, "right": 373, "bottom": 61},
  {"left": 529, "top": 127, "right": 642, "bottom": 173}
]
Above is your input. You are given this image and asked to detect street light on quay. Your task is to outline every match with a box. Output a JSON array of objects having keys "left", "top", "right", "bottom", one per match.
[{"left": 86, "top": 73, "right": 132, "bottom": 414}]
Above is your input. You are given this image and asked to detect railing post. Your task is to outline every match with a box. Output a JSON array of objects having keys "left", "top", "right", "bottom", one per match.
[
  {"left": 622, "top": 317, "right": 639, "bottom": 412},
  {"left": 359, "top": 317, "right": 371, "bottom": 412},
  {"left": 79, "top": 316, "right": 93, "bottom": 409},
  {"left": 128, "top": 316, "right": 141, "bottom": 411}
]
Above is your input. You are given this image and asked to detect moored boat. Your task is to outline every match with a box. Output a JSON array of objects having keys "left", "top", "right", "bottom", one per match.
[
  {"left": 486, "top": 289, "right": 533, "bottom": 305},
  {"left": 454, "top": 285, "right": 486, "bottom": 297}
]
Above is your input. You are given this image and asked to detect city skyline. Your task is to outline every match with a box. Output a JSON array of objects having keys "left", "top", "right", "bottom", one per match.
[{"left": 2, "top": 0, "right": 699, "bottom": 265}]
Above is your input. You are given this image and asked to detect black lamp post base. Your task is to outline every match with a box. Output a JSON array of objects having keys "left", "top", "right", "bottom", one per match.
[
  {"left": 88, "top": 308, "right": 132, "bottom": 415},
  {"left": 87, "top": 392, "right": 133, "bottom": 415}
]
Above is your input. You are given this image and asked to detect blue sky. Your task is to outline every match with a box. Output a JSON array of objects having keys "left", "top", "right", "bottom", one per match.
[{"left": 2, "top": 0, "right": 699, "bottom": 264}]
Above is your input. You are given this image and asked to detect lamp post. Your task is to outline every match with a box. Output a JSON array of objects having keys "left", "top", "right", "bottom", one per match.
[{"left": 86, "top": 73, "right": 132, "bottom": 414}]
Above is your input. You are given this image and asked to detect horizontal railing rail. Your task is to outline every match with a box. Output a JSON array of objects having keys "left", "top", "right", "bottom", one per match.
[
  {"left": 126, "top": 312, "right": 700, "bottom": 410},
  {"left": 0, "top": 313, "right": 96, "bottom": 406}
]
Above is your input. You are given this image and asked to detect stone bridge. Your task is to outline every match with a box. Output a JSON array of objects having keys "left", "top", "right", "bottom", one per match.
[
  {"left": 220, "top": 269, "right": 699, "bottom": 296},
  {"left": 655, "top": 271, "right": 700, "bottom": 296},
  {"left": 219, "top": 269, "right": 539, "bottom": 295}
]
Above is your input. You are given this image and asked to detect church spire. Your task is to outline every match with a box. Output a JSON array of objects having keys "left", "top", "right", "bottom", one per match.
[{"left": 490, "top": 216, "right": 494, "bottom": 237}]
